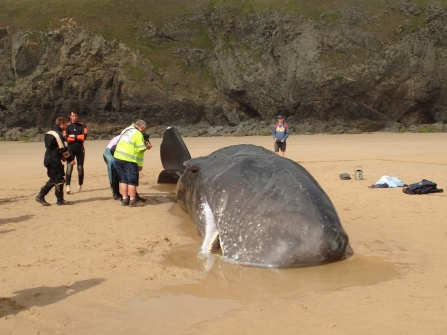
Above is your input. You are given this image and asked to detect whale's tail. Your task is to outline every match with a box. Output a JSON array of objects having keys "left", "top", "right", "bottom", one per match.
[{"left": 157, "top": 127, "right": 191, "bottom": 184}]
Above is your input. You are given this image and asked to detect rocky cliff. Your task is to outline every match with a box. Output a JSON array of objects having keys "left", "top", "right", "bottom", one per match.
[{"left": 1, "top": 1, "right": 447, "bottom": 140}]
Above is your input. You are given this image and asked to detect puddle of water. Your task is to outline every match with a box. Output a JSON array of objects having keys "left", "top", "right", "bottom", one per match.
[
  {"left": 82, "top": 194, "right": 401, "bottom": 335},
  {"left": 156, "top": 199, "right": 401, "bottom": 302},
  {"left": 159, "top": 244, "right": 401, "bottom": 302},
  {"left": 82, "top": 296, "right": 240, "bottom": 335},
  {"left": 81, "top": 251, "right": 399, "bottom": 335}
]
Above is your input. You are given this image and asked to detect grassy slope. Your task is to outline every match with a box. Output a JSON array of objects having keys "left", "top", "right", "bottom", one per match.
[
  {"left": 2, "top": 0, "right": 447, "bottom": 94},
  {"left": 1, "top": 0, "right": 214, "bottom": 95}
]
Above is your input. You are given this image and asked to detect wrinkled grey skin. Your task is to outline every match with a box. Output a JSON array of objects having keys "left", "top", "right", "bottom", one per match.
[{"left": 176, "top": 144, "right": 349, "bottom": 268}]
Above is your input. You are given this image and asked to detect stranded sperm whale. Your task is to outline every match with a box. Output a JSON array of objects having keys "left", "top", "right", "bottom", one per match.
[{"left": 158, "top": 127, "right": 349, "bottom": 268}]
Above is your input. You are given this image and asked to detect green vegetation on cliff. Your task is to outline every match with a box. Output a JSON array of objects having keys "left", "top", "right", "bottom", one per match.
[{"left": 2, "top": 0, "right": 447, "bottom": 84}]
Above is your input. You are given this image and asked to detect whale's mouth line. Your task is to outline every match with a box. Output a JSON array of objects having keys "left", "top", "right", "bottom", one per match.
[{"left": 199, "top": 201, "right": 221, "bottom": 255}]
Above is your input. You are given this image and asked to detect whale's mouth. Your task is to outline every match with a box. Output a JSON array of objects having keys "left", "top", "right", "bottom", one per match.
[{"left": 199, "top": 201, "right": 221, "bottom": 254}]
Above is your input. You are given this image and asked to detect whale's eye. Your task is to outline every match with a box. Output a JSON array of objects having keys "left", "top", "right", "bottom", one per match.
[{"left": 188, "top": 165, "right": 200, "bottom": 173}]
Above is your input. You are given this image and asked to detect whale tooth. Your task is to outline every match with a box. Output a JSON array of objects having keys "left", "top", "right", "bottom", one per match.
[{"left": 207, "top": 231, "right": 220, "bottom": 253}]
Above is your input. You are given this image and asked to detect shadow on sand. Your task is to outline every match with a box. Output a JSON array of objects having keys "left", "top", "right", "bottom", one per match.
[{"left": 0, "top": 278, "right": 106, "bottom": 318}]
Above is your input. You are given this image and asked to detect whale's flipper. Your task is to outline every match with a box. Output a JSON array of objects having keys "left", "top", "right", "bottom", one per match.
[
  {"left": 157, "top": 170, "right": 184, "bottom": 184},
  {"left": 157, "top": 127, "right": 191, "bottom": 184}
]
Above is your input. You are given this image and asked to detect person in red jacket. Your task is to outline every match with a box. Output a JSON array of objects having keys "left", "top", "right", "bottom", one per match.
[{"left": 63, "top": 108, "right": 88, "bottom": 193}]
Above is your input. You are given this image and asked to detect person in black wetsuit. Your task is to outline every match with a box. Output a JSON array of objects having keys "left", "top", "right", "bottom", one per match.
[
  {"left": 64, "top": 108, "right": 88, "bottom": 194},
  {"left": 35, "top": 117, "right": 75, "bottom": 206}
]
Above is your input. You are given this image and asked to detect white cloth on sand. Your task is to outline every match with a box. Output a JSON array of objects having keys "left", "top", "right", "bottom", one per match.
[{"left": 374, "top": 176, "right": 405, "bottom": 188}]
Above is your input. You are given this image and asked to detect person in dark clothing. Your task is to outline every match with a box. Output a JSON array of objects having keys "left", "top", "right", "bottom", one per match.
[
  {"left": 35, "top": 117, "right": 75, "bottom": 206},
  {"left": 64, "top": 108, "right": 88, "bottom": 194}
]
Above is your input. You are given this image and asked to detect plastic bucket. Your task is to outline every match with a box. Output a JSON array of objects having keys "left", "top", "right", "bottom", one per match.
[{"left": 354, "top": 166, "right": 363, "bottom": 180}]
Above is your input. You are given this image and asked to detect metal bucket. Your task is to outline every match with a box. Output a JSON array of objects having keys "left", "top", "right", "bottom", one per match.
[{"left": 354, "top": 166, "right": 363, "bottom": 180}]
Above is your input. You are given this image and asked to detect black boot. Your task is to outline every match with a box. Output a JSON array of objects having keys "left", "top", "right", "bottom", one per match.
[
  {"left": 135, "top": 193, "right": 146, "bottom": 203},
  {"left": 111, "top": 182, "right": 122, "bottom": 200},
  {"left": 35, "top": 185, "right": 53, "bottom": 206},
  {"left": 55, "top": 184, "right": 72, "bottom": 205}
]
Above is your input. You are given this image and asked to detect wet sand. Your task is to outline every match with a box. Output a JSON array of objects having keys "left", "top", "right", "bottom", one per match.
[{"left": 1, "top": 133, "right": 446, "bottom": 334}]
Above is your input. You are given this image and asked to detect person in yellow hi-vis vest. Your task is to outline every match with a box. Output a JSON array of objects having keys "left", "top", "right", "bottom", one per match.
[{"left": 113, "top": 120, "right": 152, "bottom": 207}]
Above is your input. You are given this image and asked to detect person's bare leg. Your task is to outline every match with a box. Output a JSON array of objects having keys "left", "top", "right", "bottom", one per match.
[
  {"left": 120, "top": 183, "right": 130, "bottom": 206},
  {"left": 128, "top": 185, "right": 137, "bottom": 199},
  {"left": 120, "top": 183, "right": 129, "bottom": 198}
]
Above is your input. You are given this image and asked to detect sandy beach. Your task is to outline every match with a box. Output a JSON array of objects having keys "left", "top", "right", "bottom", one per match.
[{"left": 1, "top": 132, "right": 446, "bottom": 334}]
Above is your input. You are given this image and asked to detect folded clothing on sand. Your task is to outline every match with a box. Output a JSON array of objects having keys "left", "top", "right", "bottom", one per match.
[{"left": 370, "top": 176, "right": 406, "bottom": 188}]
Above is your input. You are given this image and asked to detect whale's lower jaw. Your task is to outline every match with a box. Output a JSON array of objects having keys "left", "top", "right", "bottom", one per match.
[{"left": 198, "top": 201, "right": 221, "bottom": 254}]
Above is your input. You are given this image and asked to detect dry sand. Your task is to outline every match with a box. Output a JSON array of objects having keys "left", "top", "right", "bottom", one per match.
[{"left": 1, "top": 132, "right": 446, "bottom": 334}]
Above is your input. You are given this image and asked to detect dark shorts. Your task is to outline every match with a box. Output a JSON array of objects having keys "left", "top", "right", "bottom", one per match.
[
  {"left": 115, "top": 159, "right": 139, "bottom": 186},
  {"left": 274, "top": 140, "right": 286, "bottom": 152}
]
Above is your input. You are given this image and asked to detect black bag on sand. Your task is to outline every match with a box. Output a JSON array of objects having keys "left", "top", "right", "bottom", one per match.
[{"left": 402, "top": 179, "right": 443, "bottom": 195}]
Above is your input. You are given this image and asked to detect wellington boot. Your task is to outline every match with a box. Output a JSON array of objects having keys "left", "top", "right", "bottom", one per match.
[
  {"left": 35, "top": 195, "right": 51, "bottom": 206},
  {"left": 57, "top": 200, "right": 73, "bottom": 205},
  {"left": 35, "top": 185, "right": 53, "bottom": 206},
  {"left": 55, "top": 184, "right": 69, "bottom": 205}
]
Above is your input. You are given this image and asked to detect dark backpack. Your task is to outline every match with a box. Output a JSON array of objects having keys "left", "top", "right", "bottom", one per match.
[{"left": 402, "top": 179, "right": 443, "bottom": 195}]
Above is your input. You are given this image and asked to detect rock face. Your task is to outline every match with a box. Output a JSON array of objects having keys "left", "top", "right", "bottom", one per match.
[
  {"left": 1, "top": 2, "right": 447, "bottom": 139},
  {"left": 0, "top": 25, "right": 209, "bottom": 139},
  {"left": 207, "top": 5, "right": 447, "bottom": 132}
]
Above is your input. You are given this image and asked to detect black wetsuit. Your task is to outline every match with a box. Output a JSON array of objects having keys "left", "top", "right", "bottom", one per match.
[
  {"left": 37, "top": 125, "right": 74, "bottom": 202},
  {"left": 64, "top": 121, "right": 88, "bottom": 187}
]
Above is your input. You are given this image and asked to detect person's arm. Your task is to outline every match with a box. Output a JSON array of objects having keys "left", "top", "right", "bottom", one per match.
[
  {"left": 65, "top": 124, "right": 77, "bottom": 143},
  {"left": 71, "top": 123, "right": 88, "bottom": 142},
  {"left": 62, "top": 128, "right": 69, "bottom": 142},
  {"left": 272, "top": 125, "right": 277, "bottom": 141},
  {"left": 76, "top": 123, "right": 88, "bottom": 141},
  {"left": 44, "top": 133, "right": 54, "bottom": 149},
  {"left": 283, "top": 123, "right": 289, "bottom": 141},
  {"left": 59, "top": 147, "right": 75, "bottom": 165},
  {"left": 136, "top": 133, "right": 147, "bottom": 153}
]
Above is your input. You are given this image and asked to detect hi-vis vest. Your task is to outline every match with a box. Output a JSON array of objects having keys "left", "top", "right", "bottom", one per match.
[{"left": 113, "top": 126, "right": 146, "bottom": 166}]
